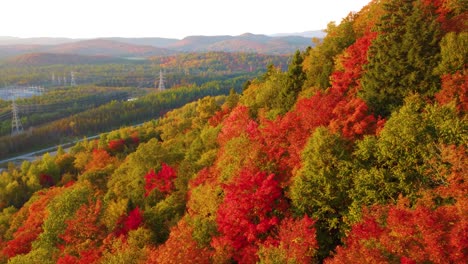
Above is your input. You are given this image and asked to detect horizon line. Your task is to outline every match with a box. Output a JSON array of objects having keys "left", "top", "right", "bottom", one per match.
[{"left": 0, "top": 30, "right": 326, "bottom": 40}]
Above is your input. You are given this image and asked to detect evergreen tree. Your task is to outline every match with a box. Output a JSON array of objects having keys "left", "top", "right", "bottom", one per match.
[
  {"left": 287, "top": 50, "right": 307, "bottom": 94},
  {"left": 435, "top": 32, "right": 467, "bottom": 75},
  {"left": 273, "top": 50, "right": 306, "bottom": 114},
  {"left": 360, "top": 0, "right": 442, "bottom": 116},
  {"left": 290, "top": 127, "right": 352, "bottom": 260}
]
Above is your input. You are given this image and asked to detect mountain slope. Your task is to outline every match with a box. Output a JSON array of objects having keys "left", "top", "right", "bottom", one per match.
[
  {"left": 168, "top": 33, "right": 313, "bottom": 54},
  {"left": 43, "top": 39, "right": 175, "bottom": 57},
  {"left": 0, "top": 0, "right": 466, "bottom": 263},
  {"left": 0, "top": 39, "right": 175, "bottom": 59},
  {"left": 270, "top": 30, "right": 326, "bottom": 38},
  {"left": 0, "top": 33, "right": 315, "bottom": 58},
  {"left": 103, "top": 37, "right": 179, "bottom": 48},
  {"left": 0, "top": 44, "right": 43, "bottom": 59},
  {"left": 168, "top": 35, "right": 232, "bottom": 51}
]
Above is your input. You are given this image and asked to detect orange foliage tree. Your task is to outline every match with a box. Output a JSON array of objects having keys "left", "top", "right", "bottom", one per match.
[
  {"left": 85, "top": 149, "right": 117, "bottom": 172},
  {"left": 57, "top": 200, "right": 106, "bottom": 263},
  {"left": 2, "top": 188, "right": 64, "bottom": 258},
  {"left": 145, "top": 220, "right": 211, "bottom": 264},
  {"left": 259, "top": 215, "right": 318, "bottom": 264}
]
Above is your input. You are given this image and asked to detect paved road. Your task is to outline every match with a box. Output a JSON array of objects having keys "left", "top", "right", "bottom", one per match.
[
  {"left": 0, "top": 134, "right": 101, "bottom": 167},
  {"left": 0, "top": 122, "right": 145, "bottom": 168}
]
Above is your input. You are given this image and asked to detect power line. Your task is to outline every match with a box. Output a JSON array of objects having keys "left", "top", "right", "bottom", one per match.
[
  {"left": 15, "top": 92, "right": 129, "bottom": 114},
  {"left": 0, "top": 111, "right": 12, "bottom": 121}
]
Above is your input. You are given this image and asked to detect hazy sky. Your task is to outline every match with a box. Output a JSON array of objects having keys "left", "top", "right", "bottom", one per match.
[{"left": 2, "top": 0, "right": 371, "bottom": 39}]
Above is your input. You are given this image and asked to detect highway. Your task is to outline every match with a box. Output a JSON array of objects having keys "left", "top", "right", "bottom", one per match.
[
  {"left": 0, "top": 134, "right": 101, "bottom": 168},
  {"left": 0, "top": 122, "right": 145, "bottom": 169}
]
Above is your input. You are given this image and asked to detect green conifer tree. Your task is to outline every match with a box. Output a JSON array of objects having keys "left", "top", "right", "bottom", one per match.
[
  {"left": 273, "top": 50, "right": 306, "bottom": 114},
  {"left": 360, "top": 0, "right": 442, "bottom": 116}
]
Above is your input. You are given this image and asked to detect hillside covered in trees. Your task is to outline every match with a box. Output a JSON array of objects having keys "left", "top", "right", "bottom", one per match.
[{"left": 0, "top": 0, "right": 466, "bottom": 263}]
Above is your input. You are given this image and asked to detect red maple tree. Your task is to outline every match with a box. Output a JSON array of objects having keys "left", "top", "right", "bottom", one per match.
[
  {"left": 261, "top": 215, "right": 318, "bottom": 264},
  {"left": 215, "top": 169, "right": 286, "bottom": 262},
  {"left": 144, "top": 163, "right": 177, "bottom": 197},
  {"left": 114, "top": 207, "right": 144, "bottom": 237},
  {"left": 108, "top": 139, "right": 126, "bottom": 152}
]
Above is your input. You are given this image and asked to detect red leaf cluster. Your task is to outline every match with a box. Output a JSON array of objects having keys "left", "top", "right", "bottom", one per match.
[
  {"left": 108, "top": 139, "right": 125, "bottom": 152},
  {"left": 129, "top": 135, "right": 140, "bottom": 145},
  {"left": 114, "top": 207, "right": 143, "bottom": 237},
  {"left": 328, "top": 97, "right": 379, "bottom": 139},
  {"left": 189, "top": 167, "right": 214, "bottom": 189},
  {"left": 256, "top": 33, "right": 380, "bottom": 182},
  {"left": 330, "top": 32, "right": 377, "bottom": 97},
  {"left": 327, "top": 32, "right": 380, "bottom": 139},
  {"left": 209, "top": 106, "right": 231, "bottom": 127},
  {"left": 263, "top": 216, "right": 318, "bottom": 264},
  {"left": 57, "top": 249, "right": 101, "bottom": 264},
  {"left": 215, "top": 169, "right": 285, "bottom": 262},
  {"left": 218, "top": 105, "right": 257, "bottom": 144},
  {"left": 144, "top": 163, "right": 177, "bottom": 196},
  {"left": 421, "top": 0, "right": 465, "bottom": 32},
  {"left": 328, "top": 202, "right": 468, "bottom": 263},
  {"left": 436, "top": 72, "right": 468, "bottom": 112},
  {"left": 39, "top": 173, "right": 54, "bottom": 187}
]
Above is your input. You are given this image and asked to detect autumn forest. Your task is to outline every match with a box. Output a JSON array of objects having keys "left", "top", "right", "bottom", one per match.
[{"left": 0, "top": 0, "right": 467, "bottom": 263}]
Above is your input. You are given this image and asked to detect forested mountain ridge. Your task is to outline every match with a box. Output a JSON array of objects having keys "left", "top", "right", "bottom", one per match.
[
  {"left": 0, "top": 33, "right": 314, "bottom": 59},
  {"left": 166, "top": 33, "right": 314, "bottom": 54},
  {"left": 0, "top": 39, "right": 174, "bottom": 60},
  {"left": 0, "top": 0, "right": 466, "bottom": 263}
]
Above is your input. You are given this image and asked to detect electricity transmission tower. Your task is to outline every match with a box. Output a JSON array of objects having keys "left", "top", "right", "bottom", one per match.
[
  {"left": 158, "top": 69, "right": 165, "bottom": 91},
  {"left": 70, "top": 71, "right": 77, "bottom": 86},
  {"left": 11, "top": 98, "right": 23, "bottom": 136}
]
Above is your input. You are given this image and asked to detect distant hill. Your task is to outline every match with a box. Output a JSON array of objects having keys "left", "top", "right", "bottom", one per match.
[
  {"left": 0, "top": 44, "right": 44, "bottom": 59},
  {"left": 168, "top": 35, "right": 233, "bottom": 51},
  {"left": 103, "top": 37, "right": 179, "bottom": 48},
  {"left": 42, "top": 39, "right": 175, "bottom": 57},
  {"left": 0, "top": 32, "right": 319, "bottom": 59},
  {"left": 167, "top": 33, "right": 314, "bottom": 54},
  {"left": 5, "top": 53, "right": 126, "bottom": 66},
  {"left": 269, "top": 30, "right": 326, "bottom": 38},
  {"left": 0, "top": 39, "right": 175, "bottom": 59}
]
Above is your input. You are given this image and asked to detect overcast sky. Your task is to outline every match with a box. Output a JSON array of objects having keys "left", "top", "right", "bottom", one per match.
[{"left": 1, "top": 0, "right": 371, "bottom": 39}]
